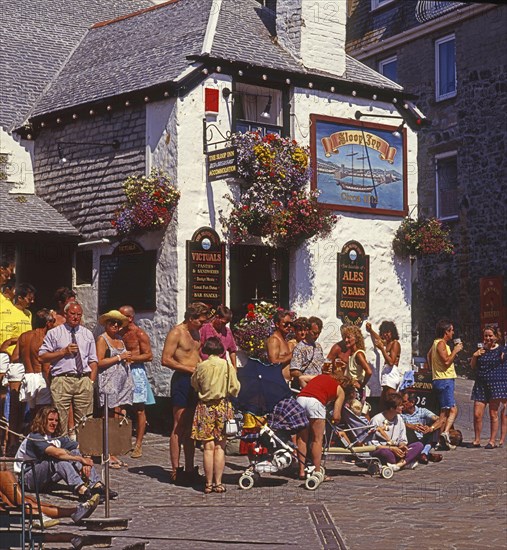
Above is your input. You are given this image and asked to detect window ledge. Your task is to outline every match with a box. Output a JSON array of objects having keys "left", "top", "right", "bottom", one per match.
[
  {"left": 438, "top": 215, "right": 459, "bottom": 222},
  {"left": 435, "top": 92, "right": 457, "bottom": 103}
]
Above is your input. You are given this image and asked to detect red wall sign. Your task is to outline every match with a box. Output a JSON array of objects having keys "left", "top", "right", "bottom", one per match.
[{"left": 480, "top": 276, "right": 506, "bottom": 334}]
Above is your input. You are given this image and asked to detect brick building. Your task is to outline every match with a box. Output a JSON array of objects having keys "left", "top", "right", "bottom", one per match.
[{"left": 347, "top": 0, "right": 507, "bottom": 354}]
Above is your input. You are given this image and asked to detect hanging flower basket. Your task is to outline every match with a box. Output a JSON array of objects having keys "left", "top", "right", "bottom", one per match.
[
  {"left": 111, "top": 169, "right": 180, "bottom": 236},
  {"left": 393, "top": 217, "right": 454, "bottom": 258},
  {"left": 222, "top": 132, "right": 338, "bottom": 246}
]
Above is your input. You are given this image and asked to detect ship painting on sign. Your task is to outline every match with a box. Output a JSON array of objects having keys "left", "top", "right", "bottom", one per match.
[
  {"left": 312, "top": 116, "right": 407, "bottom": 215},
  {"left": 335, "top": 148, "right": 376, "bottom": 193}
]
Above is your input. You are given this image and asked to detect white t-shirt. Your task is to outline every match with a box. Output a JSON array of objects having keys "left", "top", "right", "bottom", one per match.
[{"left": 370, "top": 412, "right": 408, "bottom": 445}]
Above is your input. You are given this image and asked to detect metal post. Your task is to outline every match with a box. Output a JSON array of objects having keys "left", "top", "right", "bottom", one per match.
[{"left": 103, "top": 393, "right": 110, "bottom": 518}]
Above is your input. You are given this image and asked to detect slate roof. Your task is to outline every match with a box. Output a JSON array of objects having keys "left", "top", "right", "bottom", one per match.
[
  {"left": 210, "top": 1, "right": 303, "bottom": 73},
  {"left": 31, "top": 0, "right": 215, "bottom": 117},
  {"left": 0, "top": 0, "right": 155, "bottom": 131},
  {"left": 211, "top": 0, "right": 403, "bottom": 91},
  {"left": 0, "top": 184, "right": 79, "bottom": 237},
  {"left": 31, "top": 0, "right": 403, "bottom": 119}
]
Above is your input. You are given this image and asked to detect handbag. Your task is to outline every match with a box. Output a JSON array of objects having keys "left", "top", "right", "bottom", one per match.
[{"left": 224, "top": 361, "right": 240, "bottom": 438}]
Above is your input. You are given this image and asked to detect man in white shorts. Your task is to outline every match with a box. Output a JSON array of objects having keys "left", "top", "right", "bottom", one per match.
[{"left": 18, "top": 309, "right": 55, "bottom": 413}]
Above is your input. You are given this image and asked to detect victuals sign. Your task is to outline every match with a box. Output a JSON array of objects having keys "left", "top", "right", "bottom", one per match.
[{"left": 186, "top": 227, "right": 225, "bottom": 309}]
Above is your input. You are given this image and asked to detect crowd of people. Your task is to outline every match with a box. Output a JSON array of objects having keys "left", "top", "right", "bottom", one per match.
[{"left": 1, "top": 250, "right": 506, "bottom": 509}]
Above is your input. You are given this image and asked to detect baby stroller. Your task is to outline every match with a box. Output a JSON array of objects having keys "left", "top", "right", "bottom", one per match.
[
  {"left": 234, "top": 358, "right": 309, "bottom": 490},
  {"left": 304, "top": 404, "right": 392, "bottom": 490}
]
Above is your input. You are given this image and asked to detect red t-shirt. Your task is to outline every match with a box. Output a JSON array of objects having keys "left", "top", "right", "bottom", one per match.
[{"left": 298, "top": 375, "right": 339, "bottom": 405}]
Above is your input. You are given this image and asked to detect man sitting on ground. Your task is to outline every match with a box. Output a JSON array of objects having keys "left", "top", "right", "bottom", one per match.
[
  {"left": 14, "top": 406, "right": 115, "bottom": 501},
  {"left": 401, "top": 391, "right": 443, "bottom": 464}
]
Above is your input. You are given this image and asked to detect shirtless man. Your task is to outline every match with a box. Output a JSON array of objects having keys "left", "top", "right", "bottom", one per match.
[
  {"left": 17, "top": 309, "right": 54, "bottom": 418},
  {"left": 119, "top": 305, "right": 154, "bottom": 459},
  {"left": 267, "top": 309, "right": 294, "bottom": 380},
  {"left": 161, "top": 302, "right": 210, "bottom": 484}
]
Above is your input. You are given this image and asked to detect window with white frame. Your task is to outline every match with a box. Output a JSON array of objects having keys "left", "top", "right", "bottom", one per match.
[
  {"left": 435, "top": 34, "right": 456, "bottom": 101},
  {"left": 371, "top": 0, "right": 396, "bottom": 10},
  {"left": 379, "top": 56, "right": 398, "bottom": 83},
  {"left": 436, "top": 152, "right": 458, "bottom": 220},
  {"left": 233, "top": 84, "right": 283, "bottom": 136}
]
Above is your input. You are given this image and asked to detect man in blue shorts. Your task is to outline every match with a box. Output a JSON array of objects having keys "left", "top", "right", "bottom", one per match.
[
  {"left": 119, "top": 305, "right": 155, "bottom": 459},
  {"left": 162, "top": 303, "right": 209, "bottom": 485},
  {"left": 427, "top": 319, "right": 463, "bottom": 450}
]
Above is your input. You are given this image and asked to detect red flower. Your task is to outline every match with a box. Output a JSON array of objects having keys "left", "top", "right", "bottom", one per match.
[
  {"left": 247, "top": 312, "right": 255, "bottom": 319},
  {"left": 247, "top": 303, "right": 255, "bottom": 311}
]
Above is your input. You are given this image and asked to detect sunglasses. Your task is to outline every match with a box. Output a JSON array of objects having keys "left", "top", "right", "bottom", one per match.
[
  {"left": 282, "top": 322, "right": 292, "bottom": 328},
  {"left": 107, "top": 320, "right": 122, "bottom": 327}
]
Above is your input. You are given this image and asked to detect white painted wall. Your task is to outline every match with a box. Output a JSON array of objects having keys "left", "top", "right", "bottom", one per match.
[
  {"left": 289, "top": 87, "right": 418, "bottom": 395},
  {"left": 0, "top": 128, "right": 34, "bottom": 193},
  {"left": 83, "top": 76, "right": 418, "bottom": 397},
  {"left": 276, "top": 0, "right": 346, "bottom": 76}
]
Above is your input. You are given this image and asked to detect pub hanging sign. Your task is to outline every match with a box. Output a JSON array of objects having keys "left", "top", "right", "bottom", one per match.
[
  {"left": 337, "top": 240, "right": 369, "bottom": 326},
  {"left": 186, "top": 227, "right": 226, "bottom": 310}
]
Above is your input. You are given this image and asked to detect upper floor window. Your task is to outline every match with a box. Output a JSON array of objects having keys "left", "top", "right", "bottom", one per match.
[
  {"left": 435, "top": 34, "right": 456, "bottom": 101},
  {"left": 371, "top": 0, "right": 396, "bottom": 10},
  {"left": 233, "top": 84, "right": 283, "bottom": 136},
  {"left": 379, "top": 56, "right": 398, "bottom": 83},
  {"left": 435, "top": 152, "right": 458, "bottom": 220}
]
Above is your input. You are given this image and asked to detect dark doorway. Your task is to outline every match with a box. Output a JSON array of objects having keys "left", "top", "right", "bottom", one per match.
[
  {"left": 229, "top": 245, "right": 289, "bottom": 320},
  {"left": 15, "top": 239, "right": 74, "bottom": 317}
]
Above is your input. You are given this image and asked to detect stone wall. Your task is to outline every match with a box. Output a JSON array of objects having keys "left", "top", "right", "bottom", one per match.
[{"left": 352, "top": 5, "right": 507, "bottom": 354}]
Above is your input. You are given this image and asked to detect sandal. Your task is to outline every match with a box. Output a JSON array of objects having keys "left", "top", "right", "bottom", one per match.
[
  {"left": 204, "top": 483, "right": 213, "bottom": 494},
  {"left": 110, "top": 459, "right": 128, "bottom": 469},
  {"left": 213, "top": 483, "right": 226, "bottom": 493},
  {"left": 484, "top": 443, "right": 498, "bottom": 449}
]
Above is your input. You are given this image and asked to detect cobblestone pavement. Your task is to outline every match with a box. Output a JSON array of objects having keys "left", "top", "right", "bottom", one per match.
[{"left": 23, "top": 379, "right": 507, "bottom": 549}]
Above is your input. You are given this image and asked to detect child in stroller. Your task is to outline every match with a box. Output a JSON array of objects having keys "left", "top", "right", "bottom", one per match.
[{"left": 234, "top": 358, "right": 309, "bottom": 490}]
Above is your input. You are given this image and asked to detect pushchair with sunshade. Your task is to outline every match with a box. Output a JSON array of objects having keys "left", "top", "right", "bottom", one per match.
[
  {"left": 234, "top": 358, "right": 309, "bottom": 490},
  {"left": 303, "top": 404, "right": 393, "bottom": 490}
]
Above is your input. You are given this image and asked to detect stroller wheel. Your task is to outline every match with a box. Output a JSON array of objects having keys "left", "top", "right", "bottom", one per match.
[
  {"left": 381, "top": 466, "right": 394, "bottom": 480},
  {"left": 239, "top": 473, "right": 255, "bottom": 490},
  {"left": 314, "top": 467, "right": 325, "bottom": 482},
  {"left": 305, "top": 475, "right": 321, "bottom": 491}
]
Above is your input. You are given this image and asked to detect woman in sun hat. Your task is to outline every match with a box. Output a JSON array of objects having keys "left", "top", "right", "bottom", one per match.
[{"left": 96, "top": 310, "right": 134, "bottom": 466}]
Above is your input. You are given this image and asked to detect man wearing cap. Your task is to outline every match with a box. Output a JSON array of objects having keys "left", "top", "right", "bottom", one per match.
[
  {"left": 39, "top": 302, "right": 97, "bottom": 434},
  {"left": 119, "top": 305, "right": 154, "bottom": 459}
]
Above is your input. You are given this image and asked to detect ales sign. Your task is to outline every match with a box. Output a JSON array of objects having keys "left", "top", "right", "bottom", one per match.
[{"left": 337, "top": 241, "right": 369, "bottom": 326}]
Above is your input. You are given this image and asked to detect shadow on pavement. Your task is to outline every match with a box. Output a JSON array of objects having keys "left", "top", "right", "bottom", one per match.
[{"left": 128, "top": 465, "right": 171, "bottom": 483}]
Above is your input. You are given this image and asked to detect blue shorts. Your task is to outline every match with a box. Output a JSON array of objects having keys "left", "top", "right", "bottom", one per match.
[
  {"left": 170, "top": 372, "right": 197, "bottom": 409},
  {"left": 432, "top": 378, "right": 456, "bottom": 409}
]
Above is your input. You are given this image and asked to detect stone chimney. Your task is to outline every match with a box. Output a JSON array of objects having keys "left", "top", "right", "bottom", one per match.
[{"left": 275, "top": 0, "right": 347, "bottom": 77}]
